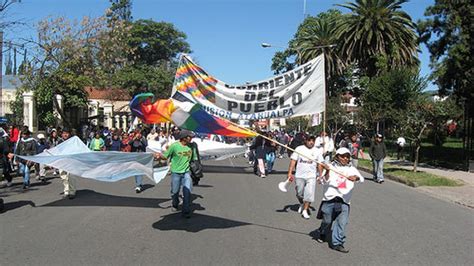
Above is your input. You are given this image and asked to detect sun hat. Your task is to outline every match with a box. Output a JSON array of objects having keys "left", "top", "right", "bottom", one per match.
[{"left": 336, "top": 147, "right": 351, "bottom": 155}]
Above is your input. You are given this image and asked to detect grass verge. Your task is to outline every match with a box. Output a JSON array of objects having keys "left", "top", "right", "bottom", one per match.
[{"left": 358, "top": 159, "right": 463, "bottom": 187}]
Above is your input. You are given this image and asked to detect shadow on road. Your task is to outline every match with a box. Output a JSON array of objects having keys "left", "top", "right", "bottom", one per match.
[
  {"left": 153, "top": 212, "right": 310, "bottom": 236},
  {"left": 41, "top": 189, "right": 170, "bottom": 208},
  {"left": 276, "top": 204, "right": 316, "bottom": 213},
  {"left": 202, "top": 165, "right": 252, "bottom": 174},
  {"left": 152, "top": 212, "right": 251, "bottom": 232},
  {"left": 0, "top": 200, "right": 36, "bottom": 213}
]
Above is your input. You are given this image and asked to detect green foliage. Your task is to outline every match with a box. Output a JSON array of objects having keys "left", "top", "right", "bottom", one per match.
[
  {"left": 16, "top": 14, "right": 132, "bottom": 127},
  {"left": 292, "top": 9, "right": 345, "bottom": 77},
  {"left": 417, "top": 0, "right": 473, "bottom": 102},
  {"left": 358, "top": 159, "right": 462, "bottom": 186},
  {"left": 326, "top": 96, "right": 352, "bottom": 134},
  {"left": 107, "top": 0, "right": 132, "bottom": 22},
  {"left": 285, "top": 116, "right": 309, "bottom": 133},
  {"left": 128, "top": 19, "right": 191, "bottom": 66},
  {"left": 113, "top": 19, "right": 191, "bottom": 98},
  {"left": 271, "top": 9, "right": 344, "bottom": 77},
  {"left": 113, "top": 63, "right": 175, "bottom": 98},
  {"left": 336, "top": 0, "right": 419, "bottom": 77},
  {"left": 359, "top": 68, "right": 426, "bottom": 131}
]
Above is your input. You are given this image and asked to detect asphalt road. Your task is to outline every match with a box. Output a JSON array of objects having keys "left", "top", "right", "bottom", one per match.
[{"left": 1, "top": 157, "right": 473, "bottom": 265}]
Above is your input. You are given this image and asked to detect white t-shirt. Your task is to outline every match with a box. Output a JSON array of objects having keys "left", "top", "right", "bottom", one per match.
[
  {"left": 397, "top": 137, "right": 406, "bottom": 147},
  {"left": 315, "top": 136, "right": 335, "bottom": 152},
  {"left": 290, "top": 145, "right": 324, "bottom": 179},
  {"left": 321, "top": 161, "right": 364, "bottom": 204}
]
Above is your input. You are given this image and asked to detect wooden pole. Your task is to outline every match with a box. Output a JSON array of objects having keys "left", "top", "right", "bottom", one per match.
[{"left": 226, "top": 120, "right": 350, "bottom": 178}]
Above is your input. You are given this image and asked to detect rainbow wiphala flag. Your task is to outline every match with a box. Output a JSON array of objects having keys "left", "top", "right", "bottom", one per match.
[
  {"left": 173, "top": 55, "right": 218, "bottom": 103},
  {"left": 130, "top": 93, "right": 256, "bottom": 138}
]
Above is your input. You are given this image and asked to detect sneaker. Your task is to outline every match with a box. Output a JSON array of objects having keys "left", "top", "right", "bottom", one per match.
[
  {"left": 297, "top": 204, "right": 303, "bottom": 214},
  {"left": 6, "top": 181, "right": 12, "bottom": 187},
  {"left": 135, "top": 186, "right": 142, "bottom": 193},
  {"left": 301, "top": 209, "right": 310, "bottom": 219},
  {"left": 67, "top": 194, "right": 75, "bottom": 200},
  {"left": 331, "top": 245, "right": 349, "bottom": 253},
  {"left": 260, "top": 174, "right": 266, "bottom": 178},
  {"left": 40, "top": 177, "right": 46, "bottom": 184},
  {"left": 35, "top": 175, "right": 40, "bottom": 181},
  {"left": 315, "top": 234, "right": 326, "bottom": 243},
  {"left": 171, "top": 206, "right": 179, "bottom": 213}
]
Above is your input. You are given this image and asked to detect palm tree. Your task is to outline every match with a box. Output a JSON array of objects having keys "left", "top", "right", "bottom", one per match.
[
  {"left": 293, "top": 18, "right": 345, "bottom": 78},
  {"left": 292, "top": 10, "right": 345, "bottom": 78},
  {"left": 336, "top": 0, "right": 419, "bottom": 77}
]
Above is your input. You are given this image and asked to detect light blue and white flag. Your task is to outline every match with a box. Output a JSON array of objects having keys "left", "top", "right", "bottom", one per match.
[{"left": 19, "top": 136, "right": 169, "bottom": 184}]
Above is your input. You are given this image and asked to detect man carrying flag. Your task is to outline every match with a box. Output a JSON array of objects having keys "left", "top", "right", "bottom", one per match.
[
  {"left": 155, "top": 129, "right": 196, "bottom": 218},
  {"left": 315, "top": 147, "right": 364, "bottom": 253}
]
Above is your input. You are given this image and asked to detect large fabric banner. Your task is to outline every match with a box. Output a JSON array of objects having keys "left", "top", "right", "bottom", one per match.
[
  {"left": 18, "top": 136, "right": 168, "bottom": 184},
  {"left": 172, "top": 54, "right": 326, "bottom": 120}
]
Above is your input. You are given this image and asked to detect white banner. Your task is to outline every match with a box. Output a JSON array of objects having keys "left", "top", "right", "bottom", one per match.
[{"left": 172, "top": 54, "right": 326, "bottom": 120}]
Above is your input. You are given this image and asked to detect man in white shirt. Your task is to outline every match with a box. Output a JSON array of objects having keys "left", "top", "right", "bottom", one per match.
[
  {"left": 315, "top": 131, "right": 335, "bottom": 162},
  {"left": 315, "top": 147, "right": 364, "bottom": 253},
  {"left": 287, "top": 135, "right": 324, "bottom": 219}
]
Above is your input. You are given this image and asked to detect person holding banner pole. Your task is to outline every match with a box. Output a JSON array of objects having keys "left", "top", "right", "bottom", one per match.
[
  {"left": 314, "top": 147, "right": 364, "bottom": 253},
  {"left": 287, "top": 135, "right": 324, "bottom": 219}
]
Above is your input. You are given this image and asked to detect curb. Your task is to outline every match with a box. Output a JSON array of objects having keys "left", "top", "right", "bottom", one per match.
[{"left": 358, "top": 166, "right": 419, "bottom": 187}]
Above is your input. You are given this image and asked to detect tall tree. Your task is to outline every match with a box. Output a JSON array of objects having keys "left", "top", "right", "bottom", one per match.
[
  {"left": 128, "top": 19, "right": 190, "bottom": 66},
  {"left": 417, "top": 0, "right": 473, "bottom": 102},
  {"left": 113, "top": 19, "right": 191, "bottom": 97},
  {"left": 336, "top": 0, "right": 419, "bottom": 77},
  {"left": 16, "top": 15, "right": 132, "bottom": 127},
  {"left": 293, "top": 9, "right": 345, "bottom": 78},
  {"left": 107, "top": 0, "right": 132, "bottom": 22}
]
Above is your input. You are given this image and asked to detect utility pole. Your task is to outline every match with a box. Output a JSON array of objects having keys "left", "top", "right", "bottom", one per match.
[{"left": 0, "top": 31, "right": 3, "bottom": 117}]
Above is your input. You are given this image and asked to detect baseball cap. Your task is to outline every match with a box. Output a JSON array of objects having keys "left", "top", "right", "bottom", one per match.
[
  {"left": 336, "top": 147, "right": 351, "bottom": 155},
  {"left": 177, "top": 129, "right": 195, "bottom": 139},
  {"left": 37, "top": 133, "right": 45, "bottom": 139}
]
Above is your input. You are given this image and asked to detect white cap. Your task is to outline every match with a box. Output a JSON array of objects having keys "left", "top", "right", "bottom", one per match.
[
  {"left": 336, "top": 147, "right": 350, "bottom": 155},
  {"left": 37, "top": 133, "right": 45, "bottom": 139}
]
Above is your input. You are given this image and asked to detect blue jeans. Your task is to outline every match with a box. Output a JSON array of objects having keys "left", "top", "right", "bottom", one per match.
[
  {"left": 318, "top": 200, "right": 350, "bottom": 246},
  {"left": 171, "top": 172, "right": 192, "bottom": 214},
  {"left": 134, "top": 176, "right": 142, "bottom": 187},
  {"left": 373, "top": 159, "right": 384, "bottom": 181},
  {"left": 19, "top": 162, "right": 30, "bottom": 185},
  {"left": 266, "top": 152, "right": 275, "bottom": 173}
]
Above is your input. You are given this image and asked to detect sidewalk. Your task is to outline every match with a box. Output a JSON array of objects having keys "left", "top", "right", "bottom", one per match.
[
  {"left": 359, "top": 151, "right": 474, "bottom": 208},
  {"left": 382, "top": 158, "right": 474, "bottom": 209}
]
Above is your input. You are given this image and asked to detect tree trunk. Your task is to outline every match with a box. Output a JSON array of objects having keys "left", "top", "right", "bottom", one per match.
[
  {"left": 414, "top": 143, "right": 420, "bottom": 172},
  {"left": 52, "top": 96, "right": 71, "bottom": 128},
  {"left": 413, "top": 123, "right": 429, "bottom": 172}
]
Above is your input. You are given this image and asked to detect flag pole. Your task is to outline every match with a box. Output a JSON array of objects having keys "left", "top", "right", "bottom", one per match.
[{"left": 226, "top": 119, "right": 349, "bottom": 178}]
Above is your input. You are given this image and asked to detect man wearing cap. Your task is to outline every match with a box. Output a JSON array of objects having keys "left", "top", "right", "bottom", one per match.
[
  {"left": 315, "top": 147, "right": 364, "bottom": 253},
  {"left": 369, "top": 133, "right": 387, "bottom": 183},
  {"left": 287, "top": 135, "right": 324, "bottom": 219},
  {"left": 155, "top": 129, "right": 196, "bottom": 218},
  {"left": 34, "top": 133, "right": 49, "bottom": 183}
]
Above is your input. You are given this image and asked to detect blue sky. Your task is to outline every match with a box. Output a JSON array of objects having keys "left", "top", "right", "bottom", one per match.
[{"left": 4, "top": 0, "right": 435, "bottom": 90}]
